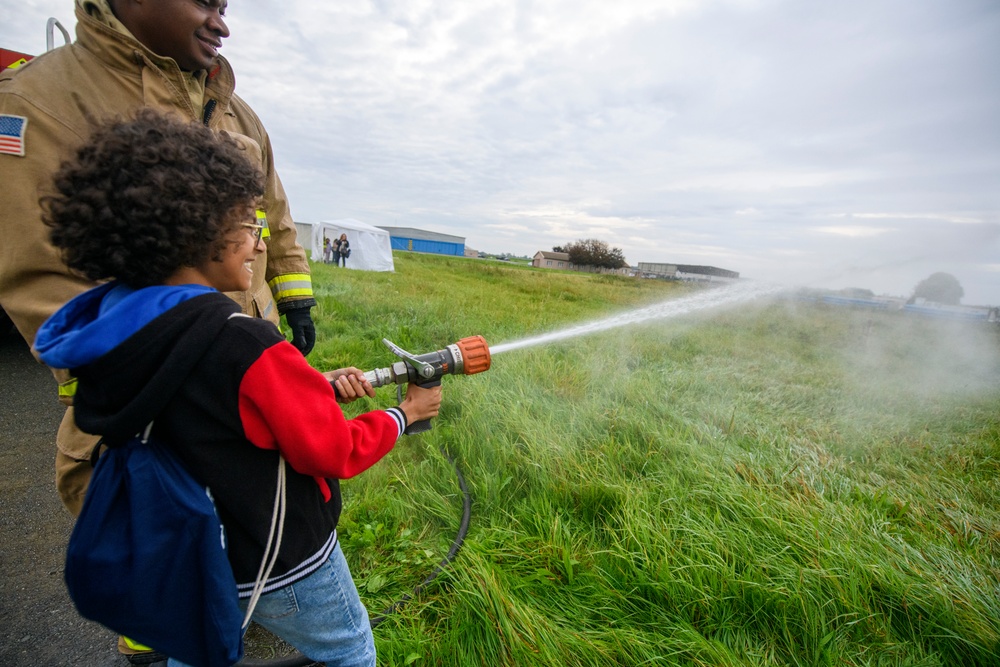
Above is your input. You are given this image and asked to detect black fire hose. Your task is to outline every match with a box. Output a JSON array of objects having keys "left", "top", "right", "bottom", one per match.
[{"left": 236, "top": 446, "right": 471, "bottom": 667}]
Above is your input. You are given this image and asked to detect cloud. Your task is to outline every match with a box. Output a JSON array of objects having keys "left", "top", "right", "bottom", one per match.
[
  {"left": 815, "top": 226, "right": 895, "bottom": 238},
  {"left": 5, "top": 0, "right": 999, "bottom": 304}
]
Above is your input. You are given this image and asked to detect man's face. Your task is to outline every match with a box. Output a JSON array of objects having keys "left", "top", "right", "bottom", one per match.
[{"left": 128, "top": 0, "right": 230, "bottom": 72}]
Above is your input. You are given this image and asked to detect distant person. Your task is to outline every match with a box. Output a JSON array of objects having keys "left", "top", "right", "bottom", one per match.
[
  {"left": 35, "top": 110, "right": 443, "bottom": 667},
  {"left": 324, "top": 236, "right": 333, "bottom": 263},
  {"left": 334, "top": 233, "right": 351, "bottom": 267}
]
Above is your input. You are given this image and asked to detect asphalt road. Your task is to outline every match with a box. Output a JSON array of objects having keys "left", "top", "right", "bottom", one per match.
[{"left": 0, "top": 331, "right": 125, "bottom": 666}]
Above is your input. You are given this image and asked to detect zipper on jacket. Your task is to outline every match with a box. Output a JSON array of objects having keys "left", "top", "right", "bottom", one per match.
[{"left": 202, "top": 99, "right": 217, "bottom": 126}]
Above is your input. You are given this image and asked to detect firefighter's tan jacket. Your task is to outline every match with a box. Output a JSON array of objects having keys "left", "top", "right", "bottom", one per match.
[{"left": 0, "top": 5, "right": 314, "bottom": 463}]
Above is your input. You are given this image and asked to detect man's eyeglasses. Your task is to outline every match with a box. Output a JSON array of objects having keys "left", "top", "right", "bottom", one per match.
[{"left": 241, "top": 223, "right": 265, "bottom": 244}]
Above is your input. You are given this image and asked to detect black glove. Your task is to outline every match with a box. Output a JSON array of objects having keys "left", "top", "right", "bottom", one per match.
[{"left": 284, "top": 307, "right": 316, "bottom": 356}]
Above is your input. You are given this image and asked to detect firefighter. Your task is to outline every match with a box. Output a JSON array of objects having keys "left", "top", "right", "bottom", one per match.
[{"left": 0, "top": 0, "right": 316, "bottom": 661}]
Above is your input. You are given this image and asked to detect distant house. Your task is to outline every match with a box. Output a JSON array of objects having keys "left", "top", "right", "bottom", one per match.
[
  {"left": 533, "top": 251, "right": 632, "bottom": 274},
  {"left": 377, "top": 226, "right": 465, "bottom": 257},
  {"left": 533, "top": 251, "right": 571, "bottom": 269}
]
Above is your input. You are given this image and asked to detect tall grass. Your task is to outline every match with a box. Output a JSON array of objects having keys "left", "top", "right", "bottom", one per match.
[{"left": 299, "top": 254, "right": 1000, "bottom": 666}]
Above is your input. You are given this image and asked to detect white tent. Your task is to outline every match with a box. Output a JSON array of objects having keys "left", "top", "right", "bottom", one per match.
[{"left": 309, "top": 219, "right": 394, "bottom": 272}]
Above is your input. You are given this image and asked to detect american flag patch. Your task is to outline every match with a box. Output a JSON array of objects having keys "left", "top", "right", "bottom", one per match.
[{"left": 0, "top": 114, "right": 28, "bottom": 156}]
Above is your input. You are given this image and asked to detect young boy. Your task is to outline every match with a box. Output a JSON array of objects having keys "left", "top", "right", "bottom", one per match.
[{"left": 34, "top": 109, "right": 441, "bottom": 667}]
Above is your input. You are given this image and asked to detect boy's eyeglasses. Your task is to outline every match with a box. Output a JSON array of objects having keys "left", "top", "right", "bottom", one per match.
[{"left": 241, "top": 223, "right": 265, "bottom": 244}]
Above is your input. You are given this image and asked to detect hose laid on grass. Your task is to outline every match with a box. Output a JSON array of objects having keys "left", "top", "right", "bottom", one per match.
[{"left": 236, "top": 447, "right": 471, "bottom": 667}]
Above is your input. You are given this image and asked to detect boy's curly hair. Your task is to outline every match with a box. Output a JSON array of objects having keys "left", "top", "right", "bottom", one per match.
[{"left": 43, "top": 109, "right": 265, "bottom": 287}]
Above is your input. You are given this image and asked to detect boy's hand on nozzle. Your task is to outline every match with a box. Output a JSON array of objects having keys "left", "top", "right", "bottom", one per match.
[
  {"left": 399, "top": 383, "right": 443, "bottom": 426},
  {"left": 324, "top": 368, "right": 376, "bottom": 404}
]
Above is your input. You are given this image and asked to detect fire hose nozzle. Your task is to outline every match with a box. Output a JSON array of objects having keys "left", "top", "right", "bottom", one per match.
[
  {"left": 362, "top": 335, "right": 491, "bottom": 388},
  {"left": 356, "top": 335, "right": 491, "bottom": 434}
]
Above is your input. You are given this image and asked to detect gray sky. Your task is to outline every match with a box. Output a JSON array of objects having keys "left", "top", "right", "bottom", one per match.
[{"left": 7, "top": 0, "right": 999, "bottom": 304}]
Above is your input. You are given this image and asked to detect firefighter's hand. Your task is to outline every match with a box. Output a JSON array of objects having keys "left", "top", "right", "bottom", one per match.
[
  {"left": 399, "top": 383, "right": 443, "bottom": 425},
  {"left": 325, "top": 368, "right": 375, "bottom": 404},
  {"left": 285, "top": 308, "right": 316, "bottom": 356}
]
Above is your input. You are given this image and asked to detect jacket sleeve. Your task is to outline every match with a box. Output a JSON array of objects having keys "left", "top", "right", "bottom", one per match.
[
  {"left": 229, "top": 94, "right": 315, "bottom": 314},
  {"left": 237, "top": 340, "right": 405, "bottom": 479},
  {"left": 0, "top": 77, "right": 95, "bottom": 349}
]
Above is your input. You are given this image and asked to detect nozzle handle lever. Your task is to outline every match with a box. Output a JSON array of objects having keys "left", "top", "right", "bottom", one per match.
[{"left": 382, "top": 338, "right": 436, "bottom": 380}]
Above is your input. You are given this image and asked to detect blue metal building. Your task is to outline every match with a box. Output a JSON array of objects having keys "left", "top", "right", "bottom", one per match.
[{"left": 377, "top": 226, "right": 465, "bottom": 257}]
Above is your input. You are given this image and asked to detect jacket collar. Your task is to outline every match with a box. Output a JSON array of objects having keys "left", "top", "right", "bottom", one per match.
[{"left": 72, "top": 3, "right": 236, "bottom": 122}]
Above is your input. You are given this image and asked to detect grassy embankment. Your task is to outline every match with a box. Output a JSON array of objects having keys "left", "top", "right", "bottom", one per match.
[{"left": 300, "top": 252, "right": 1000, "bottom": 666}]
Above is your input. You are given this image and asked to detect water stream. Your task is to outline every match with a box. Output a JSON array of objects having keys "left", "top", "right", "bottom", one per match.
[{"left": 490, "top": 280, "right": 788, "bottom": 355}]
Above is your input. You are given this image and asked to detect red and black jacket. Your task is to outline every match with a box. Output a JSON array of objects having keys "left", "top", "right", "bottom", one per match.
[{"left": 67, "top": 291, "right": 406, "bottom": 594}]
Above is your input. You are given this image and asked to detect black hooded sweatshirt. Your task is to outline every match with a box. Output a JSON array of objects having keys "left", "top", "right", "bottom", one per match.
[{"left": 42, "top": 287, "right": 405, "bottom": 596}]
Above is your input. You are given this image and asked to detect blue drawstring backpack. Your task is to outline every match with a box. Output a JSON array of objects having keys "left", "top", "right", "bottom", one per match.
[
  {"left": 65, "top": 427, "right": 245, "bottom": 667},
  {"left": 62, "top": 312, "right": 287, "bottom": 667}
]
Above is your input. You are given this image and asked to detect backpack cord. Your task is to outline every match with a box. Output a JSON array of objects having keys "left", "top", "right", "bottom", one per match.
[
  {"left": 242, "top": 456, "right": 287, "bottom": 629},
  {"left": 235, "top": 445, "right": 471, "bottom": 667}
]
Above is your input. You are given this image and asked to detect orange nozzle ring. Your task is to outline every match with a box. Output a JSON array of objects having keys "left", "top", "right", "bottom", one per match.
[{"left": 455, "top": 335, "right": 491, "bottom": 375}]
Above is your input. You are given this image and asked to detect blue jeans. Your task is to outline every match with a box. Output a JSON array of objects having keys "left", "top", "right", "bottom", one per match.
[{"left": 168, "top": 542, "right": 375, "bottom": 667}]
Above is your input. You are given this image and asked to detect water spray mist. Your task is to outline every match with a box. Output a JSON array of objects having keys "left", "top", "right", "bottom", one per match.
[{"left": 491, "top": 281, "right": 788, "bottom": 355}]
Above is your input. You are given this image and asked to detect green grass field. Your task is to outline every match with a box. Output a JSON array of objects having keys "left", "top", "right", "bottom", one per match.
[{"left": 301, "top": 253, "right": 1000, "bottom": 666}]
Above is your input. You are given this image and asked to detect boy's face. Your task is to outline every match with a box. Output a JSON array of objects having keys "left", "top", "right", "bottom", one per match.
[
  {"left": 199, "top": 205, "right": 262, "bottom": 292},
  {"left": 128, "top": 0, "right": 231, "bottom": 72}
]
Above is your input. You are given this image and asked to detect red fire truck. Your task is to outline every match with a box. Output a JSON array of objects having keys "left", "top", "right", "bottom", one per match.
[{"left": 1, "top": 47, "right": 33, "bottom": 71}]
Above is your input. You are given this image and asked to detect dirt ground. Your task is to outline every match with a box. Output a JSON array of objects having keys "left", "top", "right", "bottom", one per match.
[{"left": 0, "top": 331, "right": 315, "bottom": 666}]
